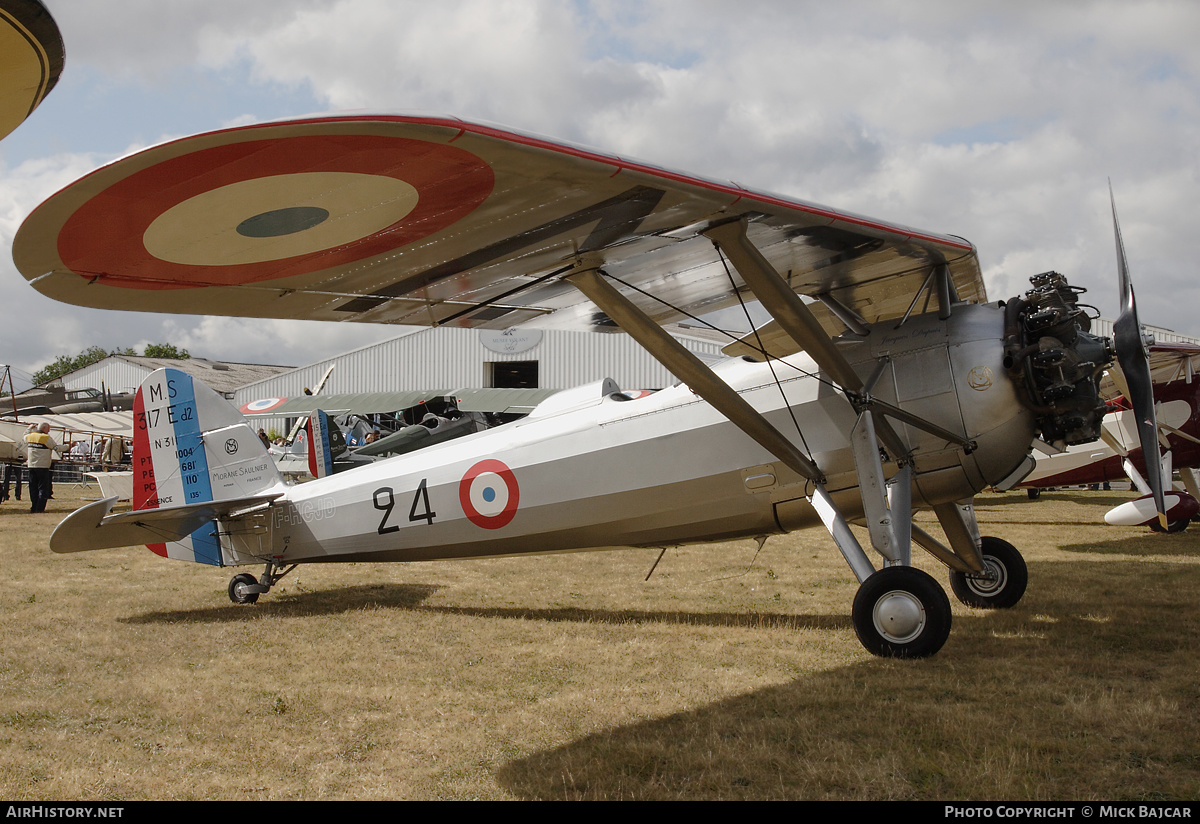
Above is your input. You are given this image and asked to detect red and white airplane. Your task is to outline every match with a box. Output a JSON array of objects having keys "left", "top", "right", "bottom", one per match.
[
  {"left": 1019, "top": 343, "right": 1200, "bottom": 531},
  {"left": 12, "top": 113, "right": 1161, "bottom": 658}
]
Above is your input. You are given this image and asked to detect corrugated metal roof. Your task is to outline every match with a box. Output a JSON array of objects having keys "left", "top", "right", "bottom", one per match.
[
  {"left": 108, "top": 356, "right": 292, "bottom": 395},
  {"left": 66, "top": 356, "right": 293, "bottom": 397}
]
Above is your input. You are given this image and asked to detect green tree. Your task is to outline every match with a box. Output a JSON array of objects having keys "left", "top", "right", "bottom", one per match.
[
  {"left": 31, "top": 345, "right": 126, "bottom": 386},
  {"left": 31, "top": 343, "right": 190, "bottom": 386},
  {"left": 142, "top": 343, "right": 190, "bottom": 360}
]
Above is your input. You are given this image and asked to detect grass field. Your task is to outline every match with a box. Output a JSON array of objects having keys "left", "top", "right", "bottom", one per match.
[{"left": 0, "top": 486, "right": 1197, "bottom": 800}]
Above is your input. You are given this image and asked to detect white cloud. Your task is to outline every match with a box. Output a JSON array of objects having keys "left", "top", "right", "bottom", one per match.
[{"left": 5, "top": 0, "right": 1198, "bottom": 383}]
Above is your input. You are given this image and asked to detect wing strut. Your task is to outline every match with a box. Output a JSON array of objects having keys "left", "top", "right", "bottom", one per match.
[
  {"left": 701, "top": 218, "right": 937, "bottom": 564},
  {"left": 702, "top": 219, "right": 911, "bottom": 462},
  {"left": 565, "top": 266, "right": 823, "bottom": 482},
  {"left": 565, "top": 264, "right": 880, "bottom": 583}
]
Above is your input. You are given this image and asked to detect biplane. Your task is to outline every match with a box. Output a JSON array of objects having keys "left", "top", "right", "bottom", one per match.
[
  {"left": 12, "top": 113, "right": 1163, "bottom": 658},
  {"left": 243, "top": 383, "right": 560, "bottom": 478},
  {"left": 1020, "top": 342, "right": 1200, "bottom": 531}
]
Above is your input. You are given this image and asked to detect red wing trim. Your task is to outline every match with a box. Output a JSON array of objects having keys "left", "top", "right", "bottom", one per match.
[{"left": 63, "top": 112, "right": 975, "bottom": 255}]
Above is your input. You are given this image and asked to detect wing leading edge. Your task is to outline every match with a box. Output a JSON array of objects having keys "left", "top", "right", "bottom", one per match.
[{"left": 14, "top": 113, "right": 982, "bottom": 334}]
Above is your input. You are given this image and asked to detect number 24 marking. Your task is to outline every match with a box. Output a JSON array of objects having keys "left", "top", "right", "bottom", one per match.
[{"left": 374, "top": 479, "right": 436, "bottom": 534}]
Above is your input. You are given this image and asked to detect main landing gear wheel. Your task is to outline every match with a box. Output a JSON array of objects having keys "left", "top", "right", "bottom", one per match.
[
  {"left": 228, "top": 573, "right": 260, "bottom": 605},
  {"left": 1150, "top": 518, "right": 1190, "bottom": 534},
  {"left": 851, "top": 567, "right": 952, "bottom": 659},
  {"left": 948, "top": 536, "right": 1028, "bottom": 609}
]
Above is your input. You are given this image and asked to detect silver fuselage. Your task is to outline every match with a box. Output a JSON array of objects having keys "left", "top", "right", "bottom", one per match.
[{"left": 234, "top": 303, "right": 1032, "bottom": 566}]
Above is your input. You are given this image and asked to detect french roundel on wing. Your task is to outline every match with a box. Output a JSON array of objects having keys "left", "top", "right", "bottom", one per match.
[
  {"left": 459, "top": 459, "right": 520, "bottom": 530},
  {"left": 54, "top": 131, "right": 494, "bottom": 290},
  {"left": 240, "top": 397, "right": 287, "bottom": 414}
]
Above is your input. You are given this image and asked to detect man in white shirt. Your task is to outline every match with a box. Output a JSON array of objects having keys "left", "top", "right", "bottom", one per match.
[{"left": 24, "top": 423, "right": 60, "bottom": 513}]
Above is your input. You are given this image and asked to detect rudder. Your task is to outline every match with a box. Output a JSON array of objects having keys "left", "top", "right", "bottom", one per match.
[{"left": 132, "top": 368, "right": 283, "bottom": 564}]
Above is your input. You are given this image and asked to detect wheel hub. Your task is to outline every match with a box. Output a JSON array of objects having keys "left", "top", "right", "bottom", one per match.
[
  {"left": 872, "top": 590, "right": 926, "bottom": 643},
  {"left": 966, "top": 556, "right": 1007, "bottom": 596}
]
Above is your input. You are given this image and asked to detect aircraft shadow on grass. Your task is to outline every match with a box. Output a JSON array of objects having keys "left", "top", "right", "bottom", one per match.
[
  {"left": 127, "top": 584, "right": 851, "bottom": 632},
  {"left": 409, "top": 604, "right": 850, "bottom": 633},
  {"left": 123, "top": 582, "right": 443, "bottom": 625},
  {"left": 494, "top": 558, "right": 1200, "bottom": 800},
  {"left": 1056, "top": 533, "right": 1200, "bottom": 557},
  {"left": 973, "top": 493, "right": 1134, "bottom": 510}
]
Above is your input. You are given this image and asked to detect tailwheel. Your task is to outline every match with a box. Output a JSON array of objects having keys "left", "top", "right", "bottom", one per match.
[
  {"left": 852, "top": 567, "right": 952, "bottom": 659},
  {"left": 948, "top": 536, "right": 1028, "bottom": 609},
  {"left": 228, "top": 573, "right": 261, "bottom": 605}
]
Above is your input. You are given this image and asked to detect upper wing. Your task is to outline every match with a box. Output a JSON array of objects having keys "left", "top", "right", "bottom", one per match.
[
  {"left": 1102, "top": 342, "right": 1200, "bottom": 402},
  {"left": 239, "top": 387, "right": 561, "bottom": 418},
  {"left": 14, "top": 113, "right": 982, "bottom": 333},
  {"left": 240, "top": 390, "right": 454, "bottom": 418},
  {"left": 1144, "top": 343, "right": 1200, "bottom": 388},
  {"left": 0, "top": 0, "right": 63, "bottom": 142}
]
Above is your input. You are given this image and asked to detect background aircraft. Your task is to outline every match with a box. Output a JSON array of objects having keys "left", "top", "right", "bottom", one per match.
[
  {"left": 242, "top": 385, "right": 562, "bottom": 477},
  {"left": 1020, "top": 343, "right": 1200, "bottom": 531},
  {"left": 6, "top": 382, "right": 134, "bottom": 415},
  {"left": 15, "top": 113, "right": 1161, "bottom": 659}
]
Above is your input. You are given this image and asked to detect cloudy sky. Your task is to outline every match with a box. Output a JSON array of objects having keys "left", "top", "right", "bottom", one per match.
[{"left": 1, "top": 0, "right": 1197, "bottom": 390}]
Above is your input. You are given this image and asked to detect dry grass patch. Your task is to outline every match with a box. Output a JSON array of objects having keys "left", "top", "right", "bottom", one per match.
[{"left": 0, "top": 488, "right": 1196, "bottom": 799}]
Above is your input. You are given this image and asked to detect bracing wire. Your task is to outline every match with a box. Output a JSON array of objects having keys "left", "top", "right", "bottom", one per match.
[
  {"left": 600, "top": 270, "right": 845, "bottom": 397},
  {"left": 712, "top": 244, "right": 816, "bottom": 463}
]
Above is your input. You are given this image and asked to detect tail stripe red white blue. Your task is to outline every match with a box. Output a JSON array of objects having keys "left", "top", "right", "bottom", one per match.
[
  {"left": 306, "top": 410, "right": 334, "bottom": 479},
  {"left": 131, "top": 367, "right": 282, "bottom": 566}
]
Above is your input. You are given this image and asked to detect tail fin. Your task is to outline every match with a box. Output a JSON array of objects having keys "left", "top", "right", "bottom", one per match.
[
  {"left": 131, "top": 367, "right": 283, "bottom": 564},
  {"left": 306, "top": 410, "right": 334, "bottom": 479}
]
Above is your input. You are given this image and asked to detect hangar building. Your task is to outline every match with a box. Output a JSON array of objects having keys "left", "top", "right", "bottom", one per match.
[
  {"left": 231, "top": 325, "right": 725, "bottom": 414},
  {"left": 53, "top": 325, "right": 726, "bottom": 412}
]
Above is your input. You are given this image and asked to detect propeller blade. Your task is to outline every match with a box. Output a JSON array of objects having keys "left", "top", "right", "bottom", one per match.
[{"left": 1110, "top": 184, "right": 1168, "bottom": 529}]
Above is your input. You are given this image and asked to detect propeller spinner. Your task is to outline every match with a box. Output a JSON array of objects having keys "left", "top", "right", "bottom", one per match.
[{"left": 1110, "top": 185, "right": 1168, "bottom": 530}]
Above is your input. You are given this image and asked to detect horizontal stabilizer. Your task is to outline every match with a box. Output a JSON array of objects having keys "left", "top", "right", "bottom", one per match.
[{"left": 50, "top": 492, "right": 281, "bottom": 553}]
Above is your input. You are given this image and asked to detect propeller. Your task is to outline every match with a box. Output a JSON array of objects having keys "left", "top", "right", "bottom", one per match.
[{"left": 1109, "top": 184, "right": 1168, "bottom": 530}]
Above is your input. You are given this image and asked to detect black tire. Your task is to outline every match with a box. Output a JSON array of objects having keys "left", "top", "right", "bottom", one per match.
[
  {"left": 1150, "top": 518, "right": 1190, "bottom": 534},
  {"left": 949, "top": 536, "right": 1028, "bottom": 609},
  {"left": 1027, "top": 488, "right": 1041, "bottom": 500},
  {"left": 228, "top": 573, "right": 260, "bottom": 605},
  {"left": 851, "top": 567, "right": 952, "bottom": 659}
]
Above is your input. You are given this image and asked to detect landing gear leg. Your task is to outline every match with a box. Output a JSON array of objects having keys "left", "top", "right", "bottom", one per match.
[
  {"left": 930, "top": 502, "right": 1030, "bottom": 609},
  {"left": 227, "top": 561, "right": 297, "bottom": 605}
]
